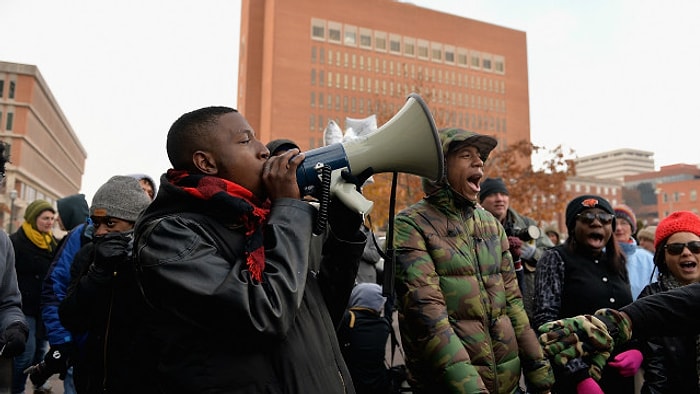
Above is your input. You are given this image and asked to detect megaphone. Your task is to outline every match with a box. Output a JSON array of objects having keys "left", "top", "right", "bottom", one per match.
[{"left": 296, "top": 93, "right": 443, "bottom": 214}]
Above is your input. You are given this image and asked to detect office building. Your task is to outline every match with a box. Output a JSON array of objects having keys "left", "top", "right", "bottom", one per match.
[
  {"left": 239, "top": 0, "right": 531, "bottom": 153},
  {"left": 574, "top": 148, "right": 655, "bottom": 181},
  {"left": 0, "top": 61, "right": 87, "bottom": 232}
]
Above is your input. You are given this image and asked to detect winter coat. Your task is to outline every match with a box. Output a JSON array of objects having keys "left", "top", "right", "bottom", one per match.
[
  {"left": 618, "top": 240, "right": 657, "bottom": 300},
  {"left": 10, "top": 228, "right": 56, "bottom": 318},
  {"left": 638, "top": 281, "right": 699, "bottom": 394},
  {"left": 394, "top": 185, "right": 552, "bottom": 393},
  {"left": 129, "top": 176, "right": 365, "bottom": 393}
]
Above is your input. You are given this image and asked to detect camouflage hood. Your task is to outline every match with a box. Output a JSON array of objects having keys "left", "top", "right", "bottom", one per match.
[{"left": 422, "top": 127, "right": 497, "bottom": 196}]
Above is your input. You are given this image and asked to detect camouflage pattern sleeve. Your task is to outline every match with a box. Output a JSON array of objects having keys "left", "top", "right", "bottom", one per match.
[{"left": 393, "top": 212, "right": 488, "bottom": 393}]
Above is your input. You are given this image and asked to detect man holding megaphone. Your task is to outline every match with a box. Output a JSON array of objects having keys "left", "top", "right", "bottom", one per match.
[{"left": 129, "top": 106, "right": 368, "bottom": 393}]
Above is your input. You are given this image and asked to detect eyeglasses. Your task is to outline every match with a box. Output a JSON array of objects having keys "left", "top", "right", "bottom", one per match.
[
  {"left": 664, "top": 241, "right": 700, "bottom": 255},
  {"left": 576, "top": 212, "right": 615, "bottom": 225}
]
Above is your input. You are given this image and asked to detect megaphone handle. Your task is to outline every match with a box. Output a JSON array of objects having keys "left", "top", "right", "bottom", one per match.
[
  {"left": 313, "top": 164, "right": 332, "bottom": 235},
  {"left": 332, "top": 183, "right": 374, "bottom": 215}
]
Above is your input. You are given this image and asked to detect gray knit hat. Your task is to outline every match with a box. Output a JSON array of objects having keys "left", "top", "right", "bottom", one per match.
[{"left": 90, "top": 176, "right": 151, "bottom": 222}]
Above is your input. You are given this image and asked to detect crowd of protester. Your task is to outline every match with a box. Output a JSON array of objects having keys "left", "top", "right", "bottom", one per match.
[{"left": 0, "top": 113, "right": 697, "bottom": 394}]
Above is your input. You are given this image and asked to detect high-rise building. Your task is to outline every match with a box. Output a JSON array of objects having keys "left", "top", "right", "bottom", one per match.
[
  {"left": 0, "top": 61, "right": 87, "bottom": 232},
  {"left": 574, "top": 148, "right": 655, "bottom": 181},
  {"left": 239, "top": 0, "right": 530, "bottom": 152}
]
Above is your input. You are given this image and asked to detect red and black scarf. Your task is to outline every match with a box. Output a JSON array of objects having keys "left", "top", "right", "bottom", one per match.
[{"left": 167, "top": 169, "right": 270, "bottom": 283}]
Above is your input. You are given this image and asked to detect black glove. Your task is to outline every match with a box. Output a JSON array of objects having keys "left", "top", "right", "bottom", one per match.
[
  {"left": 88, "top": 230, "right": 134, "bottom": 283},
  {"left": 43, "top": 343, "right": 72, "bottom": 378},
  {"left": 507, "top": 236, "right": 523, "bottom": 261},
  {"left": 328, "top": 197, "right": 363, "bottom": 240},
  {"left": 0, "top": 321, "right": 28, "bottom": 358}
]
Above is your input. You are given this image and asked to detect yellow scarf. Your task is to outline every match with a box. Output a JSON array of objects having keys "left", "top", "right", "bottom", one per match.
[{"left": 21, "top": 221, "right": 57, "bottom": 252}]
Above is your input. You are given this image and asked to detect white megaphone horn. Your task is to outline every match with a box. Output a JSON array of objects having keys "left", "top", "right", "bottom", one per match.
[{"left": 296, "top": 93, "right": 444, "bottom": 214}]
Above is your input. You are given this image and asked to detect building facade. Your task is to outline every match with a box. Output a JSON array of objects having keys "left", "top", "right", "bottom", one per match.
[
  {"left": 0, "top": 61, "right": 87, "bottom": 232},
  {"left": 238, "top": 0, "right": 530, "bottom": 153},
  {"left": 575, "top": 148, "right": 655, "bottom": 181}
]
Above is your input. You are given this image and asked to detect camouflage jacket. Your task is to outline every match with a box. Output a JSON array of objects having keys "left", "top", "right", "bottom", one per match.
[{"left": 394, "top": 186, "right": 553, "bottom": 393}]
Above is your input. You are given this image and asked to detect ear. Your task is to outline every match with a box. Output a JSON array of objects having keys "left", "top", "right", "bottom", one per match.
[{"left": 192, "top": 150, "right": 218, "bottom": 175}]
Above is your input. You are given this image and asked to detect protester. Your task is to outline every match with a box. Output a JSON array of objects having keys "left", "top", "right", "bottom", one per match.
[
  {"left": 128, "top": 173, "right": 158, "bottom": 200},
  {"left": 393, "top": 128, "right": 553, "bottom": 393},
  {"left": 545, "top": 225, "right": 562, "bottom": 245},
  {"left": 0, "top": 230, "right": 29, "bottom": 391},
  {"left": 58, "top": 176, "right": 152, "bottom": 393},
  {"left": 534, "top": 195, "right": 638, "bottom": 393},
  {"left": 38, "top": 193, "right": 89, "bottom": 394},
  {"left": 637, "top": 211, "right": 700, "bottom": 392},
  {"left": 131, "top": 106, "right": 366, "bottom": 392},
  {"left": 636, "top": 225, "right": 657, "bottom": 254},
  {"left": 538, "top": 284, "right": 700, "bottom": 377},
  {"left": 10, "top": 199, "right": 57, "bottom": 394},
  {"left": 337, "top": 283, "right": 393, "bottom": 394},
  {"left": 479, "top": 176, "right": 554, "bottom": 320},
  {"left": 614, "top": 204, "right": 656, "bottom": 300}
]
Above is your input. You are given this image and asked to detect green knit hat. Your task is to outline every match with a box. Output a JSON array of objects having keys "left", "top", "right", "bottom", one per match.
[{"left": 24, "top": 199, "right": 55, "bottom": 225}]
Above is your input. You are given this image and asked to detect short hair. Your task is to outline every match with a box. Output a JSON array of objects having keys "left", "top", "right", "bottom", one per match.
[{"left": 166, "top": 106, "right": 237, "bottom": 170}]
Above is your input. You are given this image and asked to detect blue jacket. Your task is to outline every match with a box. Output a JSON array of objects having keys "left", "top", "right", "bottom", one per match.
[
  {"left": 618, "top": 239, "right": 657, "bottom": 300},
  {"left": 41, "top": 221, "right": 93, "bottom": 345}
]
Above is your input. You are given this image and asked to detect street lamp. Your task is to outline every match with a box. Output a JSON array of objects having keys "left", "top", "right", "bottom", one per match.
[{"left": 8, "top": 189, "right": 17, "bottom": 233}]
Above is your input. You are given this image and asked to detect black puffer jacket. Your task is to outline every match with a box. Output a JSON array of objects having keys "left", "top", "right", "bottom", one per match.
[
  {"left": 638, "top": 282, "right": 700, "bottom": 394},
  {"left": 10, "top": 228, "right": 56, "bottom": 318},
  {"left": 130, "top": 176, "right": 365, "bottom": 393}
]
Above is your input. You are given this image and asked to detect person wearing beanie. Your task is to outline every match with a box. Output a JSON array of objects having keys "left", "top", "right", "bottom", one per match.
[
  {"left": 478, "top": 176, "right": 554, "bottom": 323},
  {"left": 614, "top": 204, "right": 656, "bottom": 300},
  {"left": 629, "top": 211, "right": 700, "bottom": 393},
  {"left": 394, "top": 128, "right": 553, "bottom": 393},
  {"left": 127, "top": 106, "right": 367, "bottom": 392},
  {"left": 534, "top": 195, "right": 638, "bottom": 393},
  {"left": 58, "top": 175, "right": 152, "bottom": 393},
  {"left": 33, "top": 193, "right": 89, "bottom": 393},
  {"left": 636, "top": 225, "right": 657, "bottom": 254},
  {"left": 9, "top": 199, "right": 57, "bottom": 393},
  {"left": 337, "top": 283, "right": 395, "bottom": 393},
  {"left": 266, "top": 138, "right": 300, "bottom": 156}
]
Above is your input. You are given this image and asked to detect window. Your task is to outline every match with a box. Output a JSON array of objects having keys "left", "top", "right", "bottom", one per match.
[
  {"left": 417, "top": 40, "right": 429, "bottom": 60},
  {"left": 431, "top": 43, "right": 442, "bottom": 62},
  {"left": 359, "top": 28, "right": 372, "bottom": 49},
  {"left": 311, "top": 47, "right": 317, "bottom": 63},
  {"left": 470, "top": 52, "right": 481, "bottom": 69},
  {"left": 328, "top": 22, "right": 342, "bottom": 43},
  {"left": 0, "top": 80, "right": 3, "bottom": 97},
  {"left": 389, "top": 34, "right": 401, "bottom": 54},
  {"left": 310, "top": 69, "right": 316, "bottom": 85},
  {"left": 319, "top": 70, "right": 325, "bottom": 87},
  {"left": 344, "top": 25, "right": 357, "bottom": 46},
  {"left": 374, "top": 31, "right": 387, "bottom": 52},
  {"left": 319, "top": 48, "right": 325, "bottom": 64},
  {"left": 8, "top": 81, "right": 15, "bottom": 99},
  {"left": 310, "top": 114, "right": 315, "bottom": 131},
  {"left": 482, "top": 55, "right": 492, "bottom": 71},
  {"left": 6, "top": 113, "right": 13, "bottom": 131},
  {"left": 310, "top": 91, "right": 315, "bottom": 107},
  {"left": 444, "top": 45, "right": 455, "bottom": 64},
  {"left": 319, "top": 92, "right": 324, "bottom": 108},
  {"left": 403, "top": 37, "right": 415, "bottom": 57},
  {"left": 494, "top": 56, "right": 505, "bottom": 74},
  {"left": 311, "top": 19, "right": 325, "bottom": 41}
]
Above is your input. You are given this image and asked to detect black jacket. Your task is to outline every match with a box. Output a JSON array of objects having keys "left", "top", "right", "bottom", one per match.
[
  {"left": 638, "top": 282, "right": 699, "bottom": 394},
  {"left": 10, "top": 228, "right": 56, "bottom": 318},
  {"left": 129, "top": 176, "right": 365, "bottom": 393}
]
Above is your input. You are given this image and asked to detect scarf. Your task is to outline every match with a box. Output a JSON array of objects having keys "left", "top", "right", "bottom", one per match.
[
  {"left": 167, "top": 169, "right": 271, "bottom": 283},
  {"left": 21, "top": 221, "right": 57, "bottom": 252},
  {"left": 659, "top": 273, "right": 700, "bottom": 389}
]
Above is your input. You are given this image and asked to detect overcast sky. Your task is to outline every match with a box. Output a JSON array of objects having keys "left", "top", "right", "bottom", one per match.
[{"left": 3, "top": 0, "right": 698, "bottom": 202}]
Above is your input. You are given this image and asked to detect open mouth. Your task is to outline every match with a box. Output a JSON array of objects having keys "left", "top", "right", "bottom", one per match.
[
  {"left": 588, "top": 232, "right": 605, "bottom": 241},
  {"left": 680, "top": 261, "right": 697, "bottom": 269}
]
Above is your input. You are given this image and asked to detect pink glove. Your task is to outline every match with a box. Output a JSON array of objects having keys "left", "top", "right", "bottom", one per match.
[
  {"left": 577, "top": 377, "right": 604, "bottom": 394},
  {"left": 608, "top": 349, "right": 643, "bottom": 377}
]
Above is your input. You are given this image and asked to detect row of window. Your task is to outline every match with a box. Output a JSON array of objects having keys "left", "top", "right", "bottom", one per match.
[
  {"left": 311, "top": 18, "right": 505, "bottom": 73},
  {"left": 310, "top": 84, "right": 505, "bottom": 113},
  {"left": 0, "top": 80, "right": 16, "bottom": 100},
  {"left": 306, "top": 103, "right": 506, "bottom": 134},
  {"left": 310, "top": 48, "right": 506, "bottom": 94}
]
